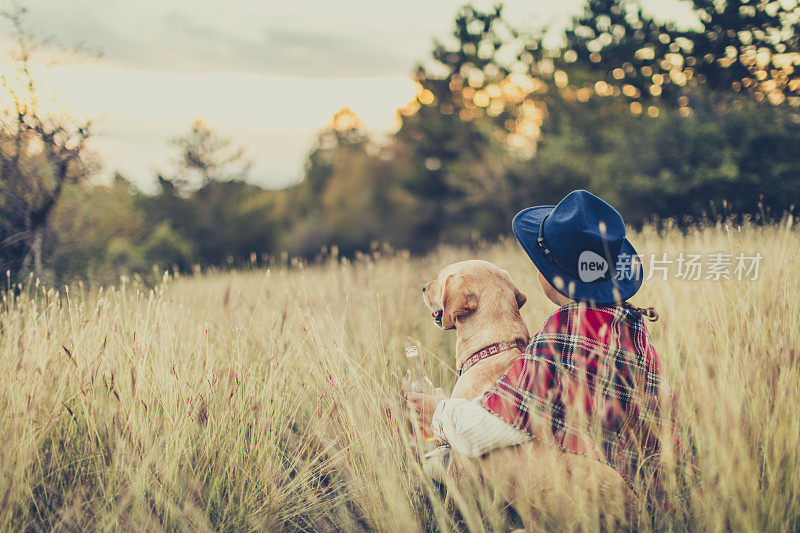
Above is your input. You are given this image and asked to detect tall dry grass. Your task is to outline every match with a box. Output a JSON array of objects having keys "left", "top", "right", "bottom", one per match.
[{"left": 0, "top": 221, "right": 799, "bottom": 531}]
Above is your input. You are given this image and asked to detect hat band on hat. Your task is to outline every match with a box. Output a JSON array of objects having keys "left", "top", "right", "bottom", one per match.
[{"left": 536, "top": 215, "right": 613, "bottom": 282}]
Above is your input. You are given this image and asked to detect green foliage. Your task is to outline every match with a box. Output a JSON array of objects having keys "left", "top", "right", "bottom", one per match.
[
  {"left": 284, "top": 109, "right": 420, "bottom": 256},
  {"left": 45, "top": 125, "right": 280, "bottom": 281},
  {"left": 141, "top": 179, "right": 278, "bottom": 267},
  {"left": 563, "top": 0, "right": 800, "bottom": 106},
  {"left": 518, "top": 89, "right": 800, "bottom": 223},
  {"left": 45, "top": 176, "right": 146, "bottom": 281},
  {"left": 45, "top": 176, "right": 195, "bottom": 282},
  {"left": 136, "top": 222, "right": 195, "bottom": 272},
  {"left": 392, "top": 6, "right": 543, "bottom": 246}
]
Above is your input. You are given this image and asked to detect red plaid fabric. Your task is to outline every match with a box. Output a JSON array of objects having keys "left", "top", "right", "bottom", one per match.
[{"left": 479, "top": 302, "right": 664, "bottom": 492}]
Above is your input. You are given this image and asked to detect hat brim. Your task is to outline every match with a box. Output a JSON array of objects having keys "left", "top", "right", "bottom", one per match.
[{"left": 512, "top": 206, "right": 643, "bottom": 305}]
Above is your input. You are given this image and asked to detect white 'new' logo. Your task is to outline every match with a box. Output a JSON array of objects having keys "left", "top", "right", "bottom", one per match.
[{"left": 578, "top": 250, "right": 608, "bottom": 282}]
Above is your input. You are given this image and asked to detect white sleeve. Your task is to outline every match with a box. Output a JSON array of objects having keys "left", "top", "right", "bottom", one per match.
[{"left": 430, "top": 397, "right": 531, "bottom": 456}]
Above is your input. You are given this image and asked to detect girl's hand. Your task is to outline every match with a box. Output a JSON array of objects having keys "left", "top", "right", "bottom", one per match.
[{"left": 402, "top": 384, "right": 447, "bottom": 434}]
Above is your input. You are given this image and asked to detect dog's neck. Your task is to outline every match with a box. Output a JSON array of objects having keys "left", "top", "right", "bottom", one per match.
[{"left": 454, "top": 295, "right": 530, "bottom": 373}]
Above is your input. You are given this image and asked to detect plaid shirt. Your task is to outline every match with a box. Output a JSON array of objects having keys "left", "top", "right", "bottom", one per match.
[{"left": 479, "top": 302, "right": 664, "bottom": 491}]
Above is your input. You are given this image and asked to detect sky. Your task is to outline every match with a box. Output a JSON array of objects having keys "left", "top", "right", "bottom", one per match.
[{"left": 2, "top": 0, "right": 697, "bottom": 191}]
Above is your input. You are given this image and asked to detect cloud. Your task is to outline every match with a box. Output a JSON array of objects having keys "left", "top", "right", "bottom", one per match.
[
  {"left": 16, "top": 0, "right": 454, "bottom": 78},
  {"left": 14, "top": 0, "right": 697, "bottom": 78}
]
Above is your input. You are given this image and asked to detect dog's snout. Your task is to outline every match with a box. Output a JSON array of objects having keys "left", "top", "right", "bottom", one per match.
[{"left": 422, "top": 284, "right": 427, "bottom": 293}]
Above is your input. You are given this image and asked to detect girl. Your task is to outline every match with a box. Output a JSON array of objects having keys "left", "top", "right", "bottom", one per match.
[{"left": 406, "top": 189, "right": 665, "bottom": 496}]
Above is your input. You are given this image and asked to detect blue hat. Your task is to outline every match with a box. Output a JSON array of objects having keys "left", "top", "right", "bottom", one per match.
[{"left": 512, "top": 190, "right": 643, "bottom": 305}]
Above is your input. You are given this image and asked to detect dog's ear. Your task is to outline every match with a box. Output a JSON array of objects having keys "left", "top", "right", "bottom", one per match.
[
  {"left": 441, "top": 274, "right": 478, "bottom": 329},
  {"left": 514, "top": 286, "right": 527, "bottom": 309}
]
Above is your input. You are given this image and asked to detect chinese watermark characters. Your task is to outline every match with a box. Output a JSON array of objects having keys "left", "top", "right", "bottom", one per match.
[{"left": 613, "top": 252, "right": 763, "bottom": 281}]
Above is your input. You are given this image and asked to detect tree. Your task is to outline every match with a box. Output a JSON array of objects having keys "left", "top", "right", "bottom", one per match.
[
  {"left": 45, "top": 174, "right": 196, "bottom": 281},
  {"left": 393, "top": 5, "right": 549, "bottom": 245},
  {"left": 143, "top": 121, "right": 278, "bottom": 267},
  {"left": 0, "top": 8, "right": 94, "bottom": 279},
  {"left": 284, "top": 108, "right": 415, "bottom": 256},
  {"left": 169, "top": 119, "right": 251, "bottom": 189},
  {"left": 562, "top": 0, "right": 800, "bottom": 108}
]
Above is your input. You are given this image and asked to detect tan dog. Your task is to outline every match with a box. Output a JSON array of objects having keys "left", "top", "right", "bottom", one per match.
[
  {"left": 422, "top": 260, "right": 530, "bottom": 400},
  {"left": 422, "top": 260, "right": 633, "bottom": 530}
]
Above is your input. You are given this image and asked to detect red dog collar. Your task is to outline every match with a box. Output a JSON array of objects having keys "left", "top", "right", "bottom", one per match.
[{"left": 459, "top": 338, "right": 526, "bottom": 375}]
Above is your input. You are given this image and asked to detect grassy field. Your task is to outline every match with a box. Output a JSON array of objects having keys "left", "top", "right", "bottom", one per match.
[{"left": 1, "top": 221, "right": 799, "bottom": 531}]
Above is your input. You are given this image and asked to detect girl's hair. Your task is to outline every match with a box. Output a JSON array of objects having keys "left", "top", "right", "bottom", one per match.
[{"left": 622, "top": 302, "right": 659, "bottom": 322}]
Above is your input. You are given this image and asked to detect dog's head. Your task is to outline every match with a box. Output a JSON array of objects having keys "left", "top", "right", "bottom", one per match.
[{"left": 422, "top": 260, "right": 527, "bottom": 330}]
